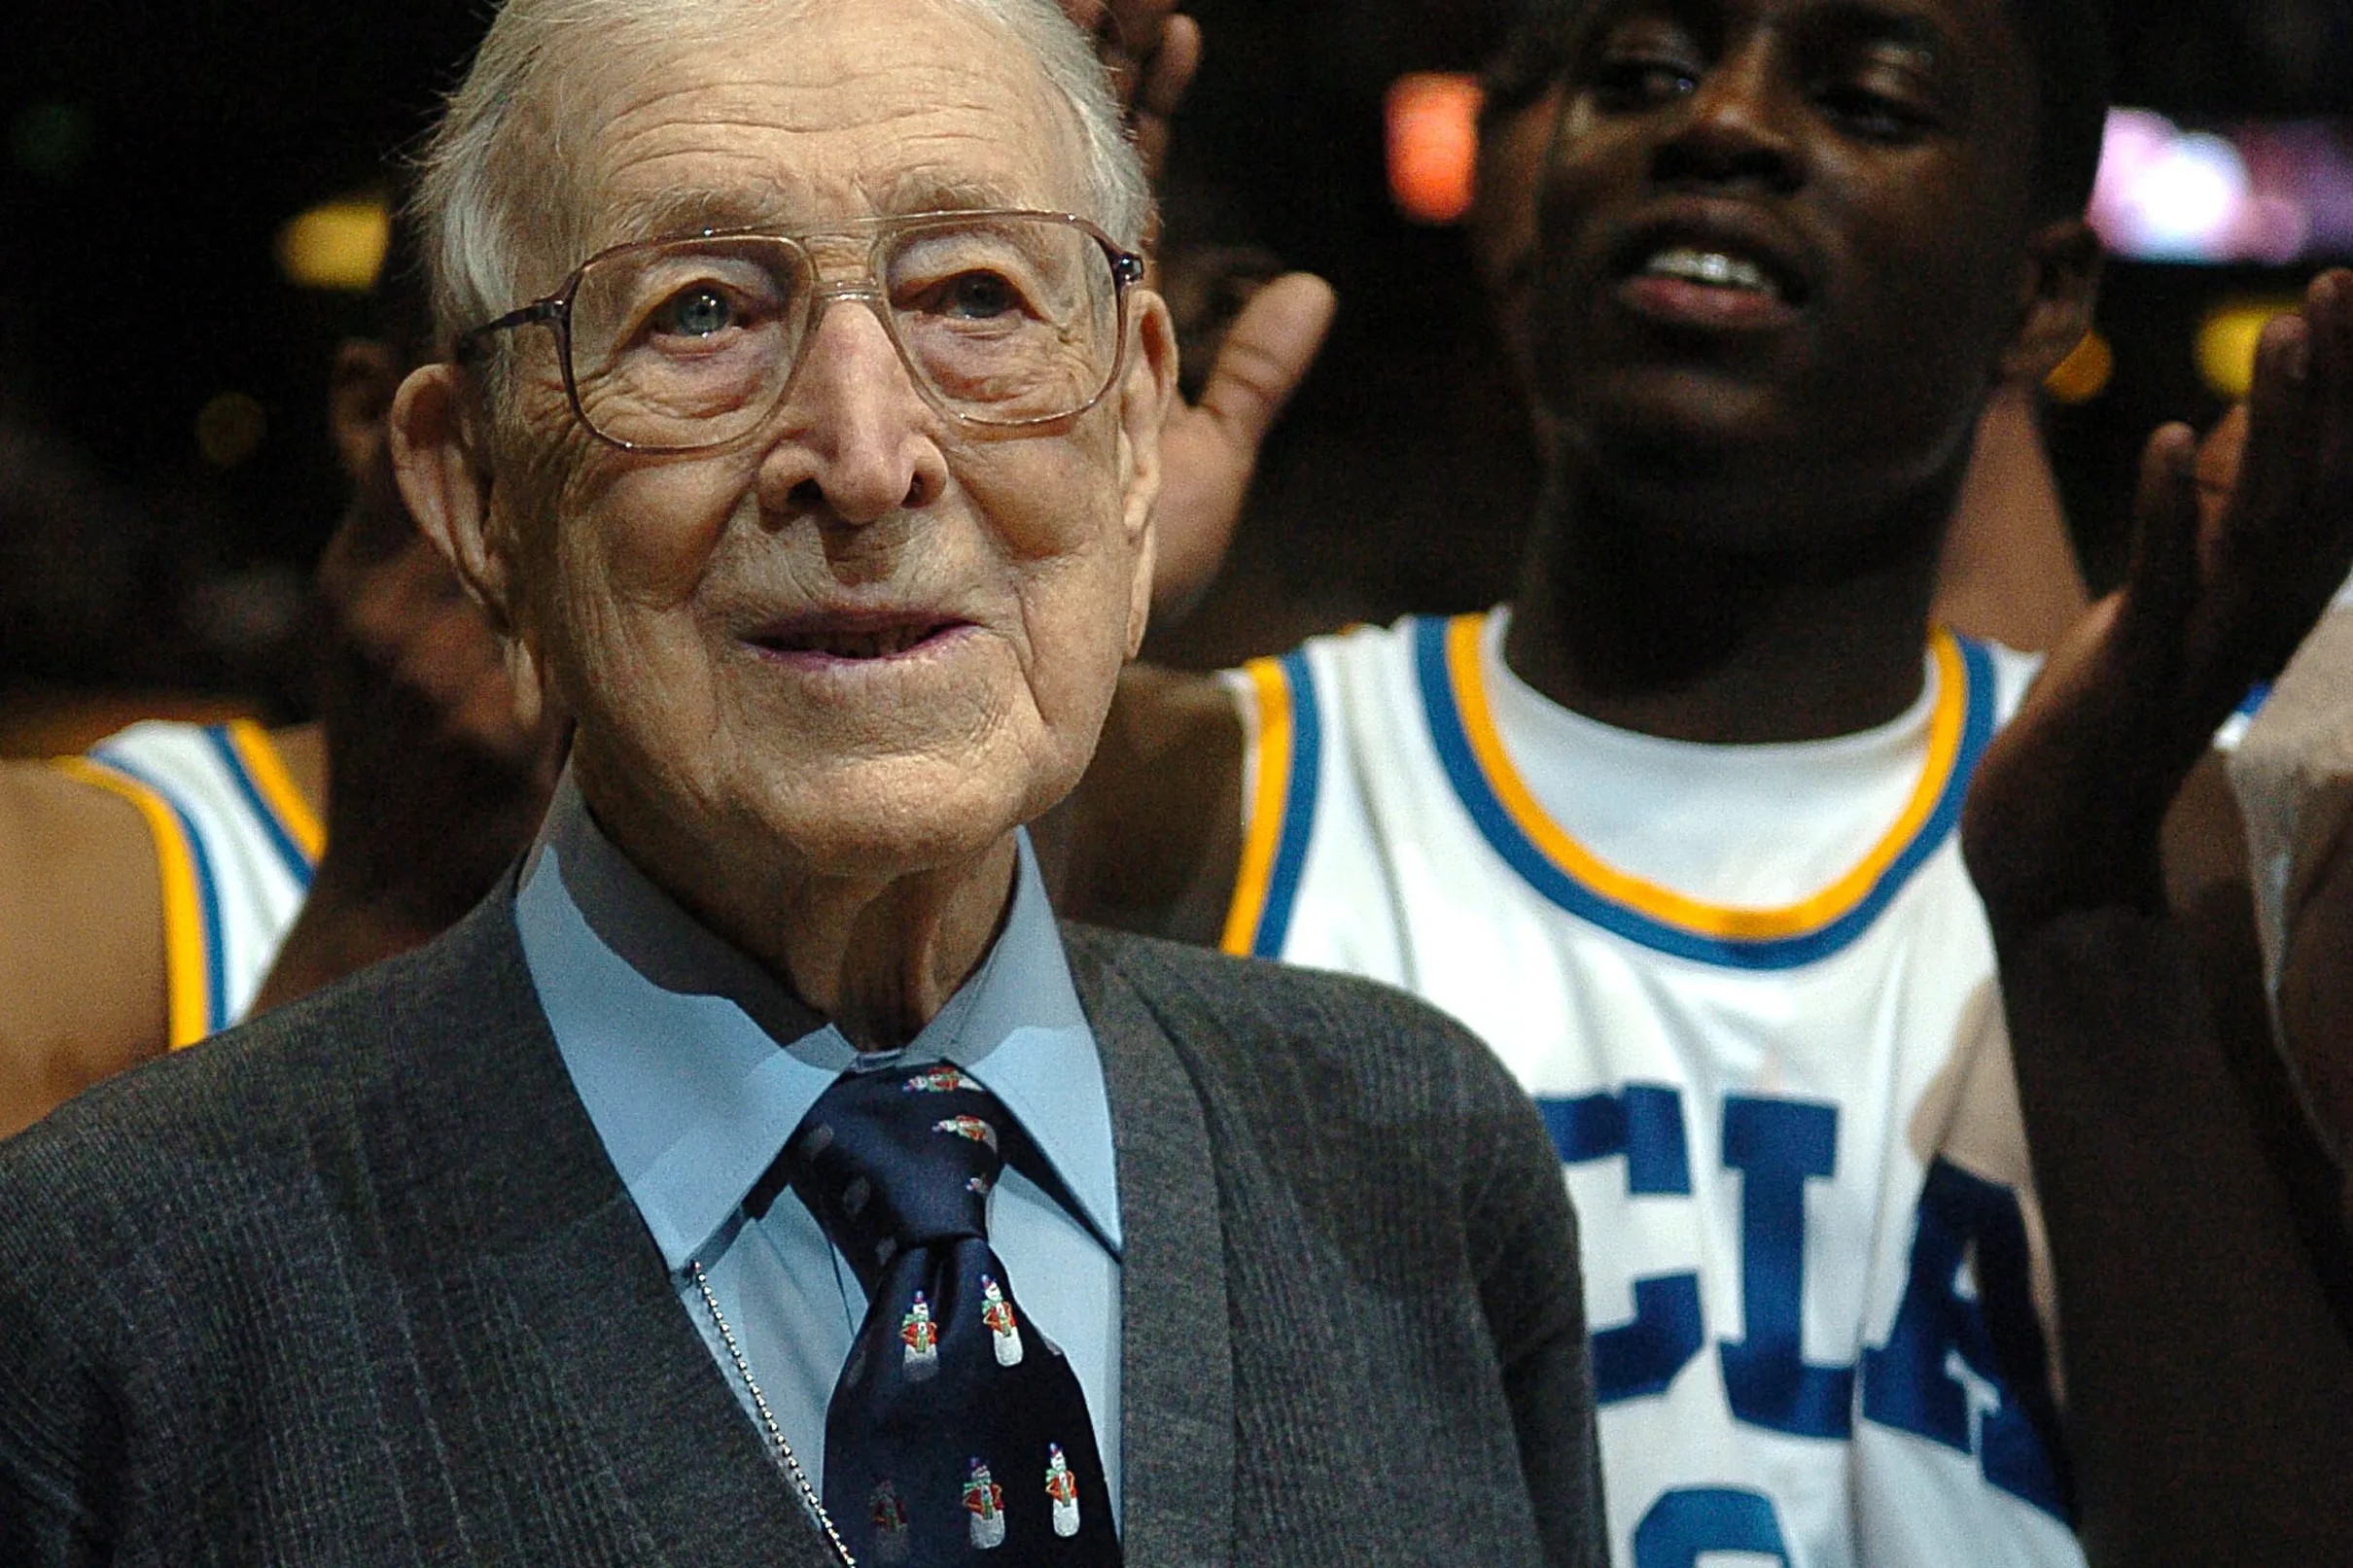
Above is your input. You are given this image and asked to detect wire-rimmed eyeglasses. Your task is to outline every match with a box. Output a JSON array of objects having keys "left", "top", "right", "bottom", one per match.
[{"left": 454, "top": 209, "right": 1146, "bottom": 454}]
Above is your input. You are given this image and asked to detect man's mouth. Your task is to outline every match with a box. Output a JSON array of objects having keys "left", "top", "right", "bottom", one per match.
[
  {"left": 1612, "top": 234, "right": 1807, "bottom": 331},
  {"left": 748, "top": 615, "right": 966, "bottom": 662},
  {"left": 1634, "top": 246, "right": 1785, "bottom": 301}
]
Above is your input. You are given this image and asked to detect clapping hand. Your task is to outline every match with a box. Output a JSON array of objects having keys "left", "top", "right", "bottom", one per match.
[{"left": 1963, "top": 269, "right": 2353, "bottom": 930}]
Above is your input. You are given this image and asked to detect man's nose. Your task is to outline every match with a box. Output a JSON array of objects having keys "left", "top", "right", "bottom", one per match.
[
  {"left": 1650, "top": 41, "right": 1805, "bottom": 195},
  {"left": 757, "top": 294, "right": 949, "bottom": 525}
]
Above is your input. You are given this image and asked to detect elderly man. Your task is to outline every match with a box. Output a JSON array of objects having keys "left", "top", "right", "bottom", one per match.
[{"left": 0, "top": 2, "right": 1602, "bottom": 1564}]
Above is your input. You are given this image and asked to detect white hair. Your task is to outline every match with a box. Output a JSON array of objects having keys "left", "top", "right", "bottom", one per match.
[{"left": 412, "top": 0, "right": 1149, "bottom": 354}]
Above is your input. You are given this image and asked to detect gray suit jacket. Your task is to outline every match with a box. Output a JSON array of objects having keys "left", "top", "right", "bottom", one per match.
[{"left": 0, "top": 889, "right": 1602, "bottom": 1566}]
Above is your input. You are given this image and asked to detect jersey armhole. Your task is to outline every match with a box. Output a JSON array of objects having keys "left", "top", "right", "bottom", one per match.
[
  {"left": 216, "top": 720, "right": 326, "bottom": 877},
  {"left": 1217, "top": 650, "right": 1321, "bottom": 959},
  {"left": 50, "top": 756, "right": 217, "bottom": 1050}
]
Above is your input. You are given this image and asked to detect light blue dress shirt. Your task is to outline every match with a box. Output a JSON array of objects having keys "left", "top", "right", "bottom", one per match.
[{"left": 514, "top": 775, "right": 1123, "bottom": 1517}]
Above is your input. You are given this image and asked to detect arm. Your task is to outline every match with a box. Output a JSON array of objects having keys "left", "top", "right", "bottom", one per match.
[
  {"left": 1035, "top": 3, "right": 1334, "bottom": 931},
  {"left": 0, "top": 764, "right": 168, "bottom": 1138},
  {"left": 1035, "top": 266, "right": 1329, "bottom": 936},
  {"left": 1961, "top": 269, "right": 2353, "bottom": 1566}
]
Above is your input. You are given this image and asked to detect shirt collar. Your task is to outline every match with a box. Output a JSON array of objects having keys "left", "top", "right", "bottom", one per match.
[{"left": 515, "top": 772, "right": 1122, "bottom": 1271}]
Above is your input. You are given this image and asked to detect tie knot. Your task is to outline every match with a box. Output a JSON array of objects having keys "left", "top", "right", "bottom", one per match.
[{"left": 782, "top": 1064, "right": 1007, "bottom": 1291}]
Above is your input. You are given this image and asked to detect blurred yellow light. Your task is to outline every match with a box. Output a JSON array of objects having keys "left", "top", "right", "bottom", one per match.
[
  {"left": 2043, "top": 331, "right": 2113, "bottom": 403},
  {"left": 277, "top": 196, "right": 390, "bottom": 292},
  {"left": 2195, "top": 299, "right": 2297, "bottom": 401},
  {"left": 1387, "top": 73, "right": 1482, "bottom": 225}
]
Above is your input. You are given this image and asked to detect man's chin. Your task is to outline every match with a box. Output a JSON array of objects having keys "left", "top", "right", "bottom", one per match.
[{"left": 742, "top": 766, "right": 1036, "bottom": 886}]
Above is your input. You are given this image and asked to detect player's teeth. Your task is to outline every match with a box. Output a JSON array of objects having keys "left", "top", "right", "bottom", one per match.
[{"left": 1643, "top": 247, "right": 1776, "bottom": 296}]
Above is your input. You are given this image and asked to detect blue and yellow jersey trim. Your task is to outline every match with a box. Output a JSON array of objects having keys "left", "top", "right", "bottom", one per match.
[
  {"left": 1417, "top": 613, "right": 1996, "bottom": 969},
  {"left": 208, "top": 719, "right": 325, "bottom": 888},
  {"left": 1219, "top": 648, "right": 1322, "bottom": 958},
  {"left": 54, "top": 722, "right": 323, "bottom": 1049}
]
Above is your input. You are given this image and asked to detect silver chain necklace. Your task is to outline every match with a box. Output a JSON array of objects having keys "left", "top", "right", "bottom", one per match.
[{"left": 688, "top": 1260, "right": 860, "bottom": 1568}]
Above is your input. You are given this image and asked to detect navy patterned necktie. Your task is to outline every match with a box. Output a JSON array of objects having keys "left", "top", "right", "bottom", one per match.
[{"left": 777, "top": 1063, "right": 1119, "bottom": 1565}]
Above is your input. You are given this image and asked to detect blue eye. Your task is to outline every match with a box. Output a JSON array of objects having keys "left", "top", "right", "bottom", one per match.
[
  {"left": 939, "top": 272, "right": 1021, "bottom": 320},
  {"left": 656, "top": 287, "right": 734, "bottom": 337}
]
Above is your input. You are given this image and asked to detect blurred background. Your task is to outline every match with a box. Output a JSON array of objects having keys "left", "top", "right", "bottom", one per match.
[{"left": 0, "top": 0, "right": 2347, "bottom": 746}]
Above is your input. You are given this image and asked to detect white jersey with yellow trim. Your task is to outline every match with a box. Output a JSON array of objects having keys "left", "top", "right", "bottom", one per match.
[
  {"left": 55, "top": 719, "right": 323, "bottom": 1048},
  {"left": 1220, "top": 610, "right": 2080, "bottom": 1568}
]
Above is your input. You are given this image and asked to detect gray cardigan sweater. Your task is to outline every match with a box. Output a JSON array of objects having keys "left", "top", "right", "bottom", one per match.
[{"left": 0, "top": 889, "right": 1603, "bottom": 1566}]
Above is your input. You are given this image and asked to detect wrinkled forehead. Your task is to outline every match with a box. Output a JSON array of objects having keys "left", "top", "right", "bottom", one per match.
[{"left": 521, "top": 0, "right": 1092, "bottom": 285}]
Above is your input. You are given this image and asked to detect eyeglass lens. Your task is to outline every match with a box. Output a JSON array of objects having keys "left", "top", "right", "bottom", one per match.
[{"left": 564, "top": 216, "right": 1123, "bottom": 448}]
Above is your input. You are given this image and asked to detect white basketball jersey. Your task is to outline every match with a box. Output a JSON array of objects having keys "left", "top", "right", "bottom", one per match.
[
  {"left": 55, "top": 719, "right": 322, "bottom": 1047},
  {"left": 1221, "top": 610, "right": 2081, "bottom": 1568}
]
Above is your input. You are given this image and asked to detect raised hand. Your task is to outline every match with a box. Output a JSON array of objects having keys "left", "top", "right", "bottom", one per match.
[
  {"left": 1963, "top": 268, "right": 2353, "bottom": 930},
  {"left": 1150, "top": 271, "right": 1337, "bottom": 617},
  {"left": 1056, "top": 1, "right": 1339, "bottom": 618},
  {"left": 1059, "top": 0, "right": 1200, "bottom": 181}
]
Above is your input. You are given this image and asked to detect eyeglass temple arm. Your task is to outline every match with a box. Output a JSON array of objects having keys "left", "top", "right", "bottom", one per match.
[{"left": 454, "top": 299, "right": 566, "bottom": 362}]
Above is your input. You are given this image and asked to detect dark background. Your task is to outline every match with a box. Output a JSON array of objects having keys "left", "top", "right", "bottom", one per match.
[{"left": 1, "top": 0, "right": 2348, "bottom": 719}]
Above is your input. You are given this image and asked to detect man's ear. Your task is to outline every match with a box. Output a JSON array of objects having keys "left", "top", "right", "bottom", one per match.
[
  {"left": 389, "top": 364, "right": 503, "bottom": 614},
  {"left": 2001, "top": 218, "right": 2104, "bottom": 388},
  {"left": 329, "top": 337, "right": 403, "bottom": 487},
  {"left": 389, "top": 363, "right": 552, "bottom": 733},
  {"left": 1116, "top": 289, "right": 1179, "bottom": 658}
]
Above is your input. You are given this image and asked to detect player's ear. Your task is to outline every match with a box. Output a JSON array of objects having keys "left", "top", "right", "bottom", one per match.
[
  {"left": 2000, "top": 218, "right": 2103, "bottom": 389},
  {"left": 329, "top": 337, "right": 403, "bottom": 488}
]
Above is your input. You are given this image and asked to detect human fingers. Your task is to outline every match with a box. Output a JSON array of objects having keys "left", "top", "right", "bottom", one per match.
[
  {"left": 2118, "top": 421, "right": 2201, "bottom": 662},
  {"left": 1147, "top": 273, "right": 1336, "bottom": 616},
  {"left": 1189, "top": 271, "right": 1336, "bottom": 448},
  {"left": 1142, "top": 13, "right": 1199, "bottom": 120},
  {"left": 1134, "top": 15, "right": 1201, "bottom": 181},
  {"left": 2300, "top": 270, "right": 2353, "bottom": 552},
  {"left": 2192, "top": 401, "right": 2247, "bottom": 541},
  {"left": 2214, "top": 296, "right": 2349, "bottom": 677},
  {"left": 2222, "top": 311, "right": 2315, "bottom": 570},
  {"left": 1071, "top": 0, "right": 1177, "bottom": 103}
]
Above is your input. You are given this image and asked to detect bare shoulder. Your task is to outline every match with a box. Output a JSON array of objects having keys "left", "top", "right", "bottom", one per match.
[
  {"left": 0, "top": 759, "right": 168, "bottom": 1137},
  {"left": 1045, "top": 662, "right": 1245, "bottom": 946}
]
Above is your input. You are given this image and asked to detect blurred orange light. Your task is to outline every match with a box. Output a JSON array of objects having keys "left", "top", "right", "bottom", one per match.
[
  {"left": 1387, "top": 73, "right": 1483, "bottom": 225},
  {"left": 2044, "top": 331, "right": 2113, "bottom": 403}
]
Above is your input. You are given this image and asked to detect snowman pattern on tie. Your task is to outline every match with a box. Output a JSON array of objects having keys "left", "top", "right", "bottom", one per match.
[
  {"left": 1046, "top": 1444, "right": 1081, "bottom": 1537},
  {"left": 868, "top": 1480, "right": 911, "bottom": 1565},
  {"left": 980, "top": 1273, "right": 1024, "bottom": 1366},
  {"left": 899, "top": 1293, "right": 939, "bottom": 1380},
  {"left": 784, "top": 1066, "right": 1119, "bottom": 1564},
  {"left": 964, "top": 1460, "right": 1006, "bottom": 1550}
]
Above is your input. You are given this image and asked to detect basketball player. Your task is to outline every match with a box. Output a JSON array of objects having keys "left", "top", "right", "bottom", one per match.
[{"left": 1054, "top": 0, "right": 2125, "bottom": 1561}]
